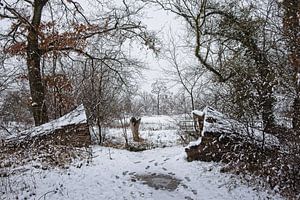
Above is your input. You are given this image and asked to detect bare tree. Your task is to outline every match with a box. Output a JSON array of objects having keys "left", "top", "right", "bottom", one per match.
[
  {"left": 0, "top": 0, "right": 157, "bottom": 125},
  {"left": 0, "top": 59, "right": 20, "bottom": 94},
  {"left": 164, "top": 36, "right": 207, "bottom": 111},
  {"left": 213, "top": 1, "right": 280, "bottom": 130},
  {"left": 143, "top": 0, "right": 235, "bottom": 82},
  {"left": 137, "top": 91, "right": 156, "bottom": 115},
  {"left": 151, "top": 80, "right": 167, "bottom": 115},
  {"left": 144, "top": 0, "right": 280, "bottom": 130}
]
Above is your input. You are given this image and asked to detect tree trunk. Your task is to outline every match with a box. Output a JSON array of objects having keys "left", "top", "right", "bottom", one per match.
[
  {"left": 245, "top": 42, "right": 275, "bottom": 131},
  {"left": 27, "top": 0, "right": 48, "bottom": 126},
  {"left": 259, "top": 69, "right": 275, "bottom": 132},
  {"left": 157, "top": 94, "right": 160, "bottom": 115},
  {"left": 282, "top": 0, "right": 300, "bottom": 131},
  {"left": 120, "top": 116, "right": 129, "bottom": 147},
  {"left": 130, "top": 117, "right": 141, "bottom": 142},
  {"left": 261, "top": 94, "right": 275, "bottom": 132},
  {"left": 247, "top": 39, "right": 275, "bottom": 131},
  {"left": 292, "top": 93, "right": 300, "bottom": 130},
  {"left": 190, "top": 92, "right": 195, "bottom": 111}
]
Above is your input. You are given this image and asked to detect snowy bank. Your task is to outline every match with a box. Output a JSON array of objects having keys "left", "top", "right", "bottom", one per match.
[{"left": 5, "top": 104, "right": 90, "bottom": 146}]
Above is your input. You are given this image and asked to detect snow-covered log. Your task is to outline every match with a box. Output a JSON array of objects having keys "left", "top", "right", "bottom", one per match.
[
  {"left": 5, "top": 104, "right": 91, "bottom": 147},
  {"left": 185, "top": 106, "right": 280, "bottom": 162}
]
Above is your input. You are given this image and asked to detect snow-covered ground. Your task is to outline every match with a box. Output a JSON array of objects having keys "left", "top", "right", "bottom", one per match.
[
  {"left": 103, "top": 115, "right": 182, "bottom": 148},
  {"left": 2, "top": 146, "right": 282, "bottom": 200},
  {"left": 139, "top": 115, "right": 180, "bottom": 131},
  {"left": 107, "top": 127, "right": 180, "bottom": 148},
  {"left": 1, "top": 112, "right": 283, "bottom": 200}
]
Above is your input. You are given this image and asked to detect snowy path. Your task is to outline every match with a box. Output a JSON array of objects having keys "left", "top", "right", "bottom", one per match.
[{"left": 2, "top": 146, "right": 282, "bottom": 200}]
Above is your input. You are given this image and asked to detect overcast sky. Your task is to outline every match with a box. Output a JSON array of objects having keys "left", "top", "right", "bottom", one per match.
[{"left": 137, "top": 6, "right": 185, "bottom": 92}]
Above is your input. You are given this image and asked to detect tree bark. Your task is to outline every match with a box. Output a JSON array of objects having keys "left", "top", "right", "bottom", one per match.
[
  {"left": 130, "top": 117, "right": 141, "bottom": 142},
  {"left": 157, "top": 94, "right": 160, "bottom": 115},
  {"left": 234, "top": 30, "right": 276, "bottom": 131},
  {"left": 27, "top": 0, "right": 48, "bottom": 126},
  {"left": 190, "top": 92, "right": 195, "bottom": 111},
  {"left": 261, "top": 92, "right": 275, "bottom": 131},
  {"left": 282, "top": 0, "right": 300, "bottom": 131},
  {"left": 257, "top": 55, "right": 275, "bottom": 132}
]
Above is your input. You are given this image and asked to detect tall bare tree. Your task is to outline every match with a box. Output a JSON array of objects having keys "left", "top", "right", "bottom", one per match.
[
  {"left": 0, "top": 0, "right": 157, "bottom": 125},
  {"left": 144, "top": 0, "right": 279, "bottom": 130},
  {"left": 151, "top": 80, "right": 167, "bottom": 115},
  {"left": 164, "top": 36, "right": 206, "bottom": 111},
  {"left": 144, "top": 0, "right": 235, "bottom": 81}
]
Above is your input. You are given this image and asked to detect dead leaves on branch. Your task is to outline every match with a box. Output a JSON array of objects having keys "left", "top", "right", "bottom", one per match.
[
  {"left": 4, "top": 22, "right": 105, "bottom": 57},
  {"left": 4, "top": 19, "right": 157, "bottom": 57},
  {"left": 44, "top": 73, "right": 73, "bottom": 92},
  {"left": 4, "top": 42, "right": 26, "bottom": 56},
  {"left": 14, "top": 72, "right": 74, "bottom": 112},
  {"left": 44, "top": 73, "right": 74, "bottom": 113},
  {"left": 39, "top": 22, "right": 98, "bottom": 57}
]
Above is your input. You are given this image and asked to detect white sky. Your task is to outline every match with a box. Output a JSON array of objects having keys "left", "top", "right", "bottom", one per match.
[{"left": 136, "top": 6, "right": 185, "bottom": 93}]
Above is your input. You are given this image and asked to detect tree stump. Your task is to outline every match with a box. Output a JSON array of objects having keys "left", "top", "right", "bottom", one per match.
[
  {"left": 192, "top": 110, "right": 205, "bottom": 136},
  {"left": 130, "top": 117, "right": 141, "bottom": 142}
]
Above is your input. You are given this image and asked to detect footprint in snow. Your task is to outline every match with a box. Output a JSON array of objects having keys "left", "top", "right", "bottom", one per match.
[
  {"left": 181, "top": 184, "right": 188, "bottom": 189},
  {"left": 168, "top": 172, "right": 176, "bottom": 176},
  {"left": 184, "top": 177, "right": 191, "bottom": 182},
  {"left": 148, "top": 159, "right": 155, "bottom": 163},
  {"left": 191, "top": 189, "right": 197, "bottom": 195},
  {"left": 145, "top": 166, "right": 150, "bottom": 169}
]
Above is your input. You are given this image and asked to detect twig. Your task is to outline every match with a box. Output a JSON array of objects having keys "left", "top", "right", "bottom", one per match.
[
  {"left": 38, "top": 190, "right": 56, "bottom": 200},
  {"left": 0, "top": 125, "right": 12, "bottom": 135}
]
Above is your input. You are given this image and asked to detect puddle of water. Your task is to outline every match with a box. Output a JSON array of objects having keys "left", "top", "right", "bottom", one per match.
[{"left": 134, "top": 174, "right": 181, "bottom": 191}]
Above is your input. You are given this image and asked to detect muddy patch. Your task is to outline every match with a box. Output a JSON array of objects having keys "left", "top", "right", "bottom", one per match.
[{"left": 134, "top": 173, "right": 181, "bottom": 191}]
